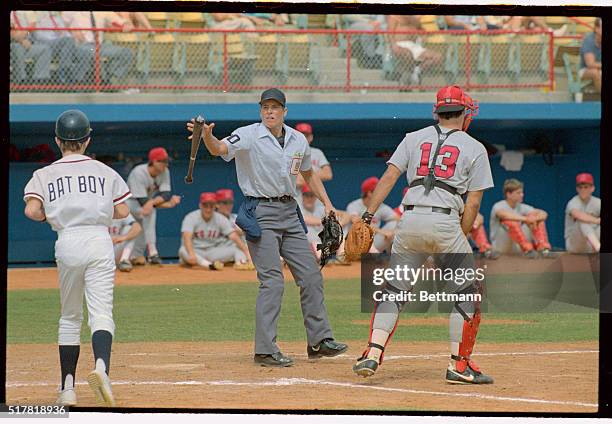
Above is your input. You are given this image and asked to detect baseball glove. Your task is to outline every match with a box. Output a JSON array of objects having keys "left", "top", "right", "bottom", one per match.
[
  {"left": 317, "top": 211, "right": 343, "bottom": 267},
  {"left": 344, "top": 220, "right": 374, "bottom": 261}
]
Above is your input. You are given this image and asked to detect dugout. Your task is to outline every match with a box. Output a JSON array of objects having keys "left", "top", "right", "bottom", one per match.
[{"left": 8, "top": 101, "right": 600, "bottom": 264}]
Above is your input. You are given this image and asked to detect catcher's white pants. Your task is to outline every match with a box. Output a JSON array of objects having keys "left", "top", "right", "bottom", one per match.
[
  {"left": 566, "top": 222, "right": 600, "bottom": 253},
  {"left": 55, "top": 226, "right": 116, "bottom": 345}
]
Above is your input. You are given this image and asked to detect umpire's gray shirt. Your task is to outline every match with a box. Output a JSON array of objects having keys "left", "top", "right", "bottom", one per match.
[{"left": 220, "top": 123, "right": 312, "bottom": 198}]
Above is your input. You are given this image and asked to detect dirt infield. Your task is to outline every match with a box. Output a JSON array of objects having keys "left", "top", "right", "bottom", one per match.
[
  {"left": 6, "top": 254, "right": 599, "bottom": 412},
  {"left": 6, "top": 340, "right": 597, "bottom": 412},
  {"left": 7, "top": 253, "right": 597, "bottom": 291}
]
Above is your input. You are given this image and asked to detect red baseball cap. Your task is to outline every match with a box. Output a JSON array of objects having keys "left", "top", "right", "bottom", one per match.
[
  {"left": 302, "top": 183, "right": 313, "bottom": 194},
  {"left": 361, "top": 176, "right": 379, "bottom": 194},
  {"left": 148, "top": 147, "right": 169, "bottom": 162},
  {"left": 199, "top": 192, "right": 217, "bottom": 204},
  {"left": 216, "top": 189, "right": 234, "bottom": 202},
  {"left": 296, "top": 123, "right": 313, "bottom": 135},
  {"left": 576, "top": 173, "right": 594, "bottom": 185},
  {"left": 435, "top": 85, "right": 468, "bottom": 113}
]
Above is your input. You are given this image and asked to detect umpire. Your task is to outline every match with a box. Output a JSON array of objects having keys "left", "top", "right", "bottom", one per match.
[{"left": 187, "top": 89, "right": 347, "bottom": 367}]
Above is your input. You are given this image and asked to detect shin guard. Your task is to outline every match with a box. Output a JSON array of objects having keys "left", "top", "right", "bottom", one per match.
[{"left": 502, "top": 220, "right": 534, "bottom": 252}]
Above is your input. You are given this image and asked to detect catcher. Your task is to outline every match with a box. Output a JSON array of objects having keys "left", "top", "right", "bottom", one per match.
[{"left": 349, "top": 85, "right": 494, "bottom": 384}]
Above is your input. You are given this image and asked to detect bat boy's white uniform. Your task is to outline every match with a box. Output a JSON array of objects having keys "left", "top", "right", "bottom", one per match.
[{"left": 23, "top": 154, "right": 131, "bottom": 345}]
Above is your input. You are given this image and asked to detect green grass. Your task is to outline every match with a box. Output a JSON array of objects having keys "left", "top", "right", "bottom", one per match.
[{"left": 7, "top": 278, "right": 598, "bottom": 344}]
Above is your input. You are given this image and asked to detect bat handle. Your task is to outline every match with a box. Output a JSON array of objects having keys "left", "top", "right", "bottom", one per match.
[{"left": 184, "top": 176, "right": 193, "bottom": 184}]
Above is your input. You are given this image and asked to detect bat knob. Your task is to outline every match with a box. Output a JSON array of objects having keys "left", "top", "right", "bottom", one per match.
[{"left": 184, "top": 176, "right": 193, "bottom": 184}]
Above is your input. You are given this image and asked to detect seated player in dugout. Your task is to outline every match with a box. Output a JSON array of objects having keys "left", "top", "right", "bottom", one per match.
[
  {"left": 178, "top": 192, "right": 253, "bottom": 270},
  {"left": 215, "top": 188, "right": 253, "bottom": 270},
  {"left": 489, "top": 178, "right": 556, "bottom": 259},
  {"left": 346, "top": 176, "right": 399, "bottom": 254},
  {"left": 109, "top": 212, "right": 142, "bottom": 272},
  {"left": 126, "top": 147, "right": 181, "bottom": 265},
  {"left": 565, "top": 172, "right": 600, "bottom": 253}
]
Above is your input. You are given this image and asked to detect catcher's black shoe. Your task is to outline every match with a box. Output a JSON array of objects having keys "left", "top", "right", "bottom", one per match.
[
  {"left": 352, "top": 357, "right": 379, "bottom": 377},
  {"left": 307, "top": 339, "right": 348, "bottom": 359},
  {"left": 445, "top": 361, "right": 494, "bottom": 385},
  {"left": 254, "top": 352, "right": 294, "bottom": 367}
]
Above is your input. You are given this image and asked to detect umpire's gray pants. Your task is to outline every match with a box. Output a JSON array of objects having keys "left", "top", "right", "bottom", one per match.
[{"left": 248, "top": 200, "right": 333, "bottom": 355}]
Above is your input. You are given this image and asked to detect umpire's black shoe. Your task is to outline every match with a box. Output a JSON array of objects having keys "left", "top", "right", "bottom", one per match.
[
  {"left": 254, "top": 352, "right": 294, "bottom": 367},
  {"left": 307, "top": 338, "right": 348, "bottom": 359}
]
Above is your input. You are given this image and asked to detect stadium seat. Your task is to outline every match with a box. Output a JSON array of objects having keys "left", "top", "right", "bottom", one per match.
[
  {"left": 146, "top": 12, "right": 170, "bottom": 29},
  {"left": 209, "top": 33, "right": 258, "bottom": 87},
  {"left": 176, "top": 13, "right": 206, "bottom": 29}
]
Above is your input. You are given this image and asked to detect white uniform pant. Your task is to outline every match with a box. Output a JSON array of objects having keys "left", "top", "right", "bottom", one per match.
[
  {"left": 566, "top": 223, "right": 600, "bottom": 253},
  {"left": 178, "top": 245, "right": 247, "bottom": 266},
  {"left": 128, "top": 202, "right": 157, "bottom": 258},
  {"left": 55, "top": 226, "right": 116, "bottom": 345},
  {"left": 113, "top": 225, "right": 136, "bottom": 263}
]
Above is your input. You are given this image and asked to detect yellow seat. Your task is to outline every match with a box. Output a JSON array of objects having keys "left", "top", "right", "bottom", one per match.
[
  {"left": 545, "top": 16, "right": 568, "bottom": 26},
  {"left": 177, "top": 12, "right": 205, "bottom": 29}
]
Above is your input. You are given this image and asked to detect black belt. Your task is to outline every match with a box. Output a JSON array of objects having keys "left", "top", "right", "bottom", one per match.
[
  {"left": 404, "top": 205, "right": 452, "bottom": 215},
  {"left": 409, "top": 178, "right": 458, "bottom": 196},
  {"left": 251, "top": 195, "right": 294, "bottom": 203}
]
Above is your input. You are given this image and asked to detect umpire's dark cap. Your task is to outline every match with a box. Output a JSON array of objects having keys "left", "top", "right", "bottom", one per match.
[{"left": 259, "top": 88, "right": 286, "bottom": 107}]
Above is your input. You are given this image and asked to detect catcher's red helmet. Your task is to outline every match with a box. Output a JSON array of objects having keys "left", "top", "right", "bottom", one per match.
[{"left": 433, "top": 85, "right": 479, "bottom": 131}]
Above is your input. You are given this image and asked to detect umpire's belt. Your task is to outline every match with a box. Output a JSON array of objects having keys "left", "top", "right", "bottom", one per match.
[
  {"left": 408, "top": 178, "right": 458, "bottom": 196},
  {"left": 404, "top": 205, "right": 452, "bottom": 215},
  {"left": 252, "top": 195, "right": 294, "bottom": 203}
]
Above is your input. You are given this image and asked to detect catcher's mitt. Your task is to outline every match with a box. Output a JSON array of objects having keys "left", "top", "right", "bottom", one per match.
[
  {"left": 344, "top": 220, "right": 374, "bottom": 261},
  {"left": 317, "top": 211, "right": 343, "bottom": 267}
]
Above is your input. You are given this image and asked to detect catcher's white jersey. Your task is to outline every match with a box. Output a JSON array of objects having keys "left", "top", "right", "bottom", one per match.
[
  {"left": 23, "top": 154, "right": 131, "bottom": 231},
  {"left": 181, "top": 210, "right": 235, "bottom": 250},
  {"left": 387, "top": 125, "right": 493, "bottom": 213}
]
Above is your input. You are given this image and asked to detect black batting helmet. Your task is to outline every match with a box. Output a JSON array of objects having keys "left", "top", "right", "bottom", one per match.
[{"left": 55, "top": 109, "right": 91, "bottom": 142}]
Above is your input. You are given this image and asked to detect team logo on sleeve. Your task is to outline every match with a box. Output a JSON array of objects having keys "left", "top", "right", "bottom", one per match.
[
  {"left": 227, "top": 134, "right": 240, "bottom": 145},
  {"left": 290, "top": 152, "right": 304, "bottom": 175}
]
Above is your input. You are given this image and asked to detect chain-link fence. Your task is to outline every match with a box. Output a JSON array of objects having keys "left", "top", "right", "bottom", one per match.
[{"left": 10, "top": 27, "right": 555, "bottom": 93}]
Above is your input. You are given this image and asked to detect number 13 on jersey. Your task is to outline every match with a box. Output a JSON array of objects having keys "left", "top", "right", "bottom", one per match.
[{"left": 416, "top": 142, "right": 460, "bottom": 178}]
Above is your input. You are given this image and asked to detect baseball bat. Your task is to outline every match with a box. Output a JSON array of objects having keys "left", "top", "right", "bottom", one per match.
[{"left": 185, "top": 115, "right": 205, "bottom": 184}]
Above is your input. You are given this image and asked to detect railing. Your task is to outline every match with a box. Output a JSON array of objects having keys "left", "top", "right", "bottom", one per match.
[{"left": 10, "top": 26, "right": 557, "bottom": 93}]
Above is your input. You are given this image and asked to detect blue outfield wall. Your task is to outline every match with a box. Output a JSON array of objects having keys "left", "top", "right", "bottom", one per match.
[{"left": 8, "top": 102, "right": 600, "bottom": 263}]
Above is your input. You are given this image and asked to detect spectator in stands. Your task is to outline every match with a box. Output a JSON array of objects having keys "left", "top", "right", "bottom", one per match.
[
  {"left": 10, "top": 11, "right": 52, "bottom": 84},
  {"left": 489, "top": 178, "right": 556, "bottom": 259},
  {"left": 505, "top": 16, "right": 567, "bottom": 36},
  {"left": 386, "top": 15, "right": 443, "bottom": 86},
  {"left": 117, "top": 12, "right": 153, "bottom": 30},
  {"left": 245, "top": 13, "right": 287, "bottom": 27},
  {"left": 210, "top": 13, "right": 257, "bottom": 30},
  {"left": 178, "top": 192, "right": 252, "bottom": 270},
  {"left": 442, "top": 15, "right": 501, "bottom": 30},
  {"left": 565, "top": 173, "right": 600, "bottom": 253},
  {"left": 61, "top": 11, "right": 134, "bottom": 85},
  {"left": 30, "top": 11, "right": 80, "bottom": 84},
  {"left": 342, "top": 15, "right": 386, "bottom": 68},
  {"left": 579, "top": 17, "right": 602, "bottom": 94}
]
